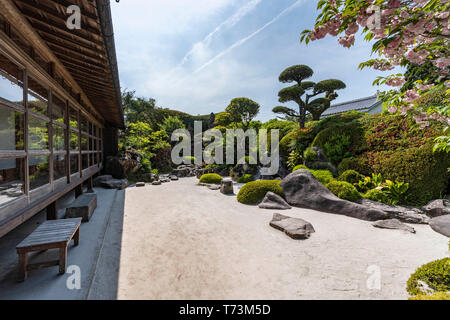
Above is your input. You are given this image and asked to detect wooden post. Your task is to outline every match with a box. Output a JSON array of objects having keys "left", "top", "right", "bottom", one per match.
[
  {"left": 86, "top": 176, "right": 94, "bottom": 193},
  {"left": 46, "top": 201, "right": 58, "bottom": 220},
  {"left": 58, "top": 246, "right": 67, "bottom": 275},
  {"left": 75, "top": 184, "right": 83, "bottom": 198}
]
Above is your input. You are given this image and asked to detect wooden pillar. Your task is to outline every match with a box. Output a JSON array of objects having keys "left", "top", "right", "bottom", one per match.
[
  {"left": 75, "top": 184, "right": 83, "bottom": 198},
  {"left": 46, "top": 201, "right": 58, "bottom": 220},
  {"left": 86, "top": 176, "right": 94, "bottom": 193}
]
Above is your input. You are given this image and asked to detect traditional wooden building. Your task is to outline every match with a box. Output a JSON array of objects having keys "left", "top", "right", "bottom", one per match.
[{"left": 0, "top": 0, "right": 124, "bottom": 237}]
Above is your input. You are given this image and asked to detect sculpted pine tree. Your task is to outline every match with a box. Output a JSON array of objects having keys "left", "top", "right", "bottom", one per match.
[{"left": 273, "top": 65, "right": 346, "bottom": 127}]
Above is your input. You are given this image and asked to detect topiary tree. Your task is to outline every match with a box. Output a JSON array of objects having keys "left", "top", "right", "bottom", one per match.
[
  {"left": 225, "top": 97, "right": 260, "bottom": 129},
  {"left": 273, "top": 65, "right": 346, "bottom": 127}
]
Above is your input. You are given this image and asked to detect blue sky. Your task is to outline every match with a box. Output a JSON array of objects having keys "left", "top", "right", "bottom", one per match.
[{"left": 111, "top": 0, "right": 395, "bottom": 121}]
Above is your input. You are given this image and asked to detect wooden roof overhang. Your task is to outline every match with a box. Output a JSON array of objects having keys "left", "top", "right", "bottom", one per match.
[{"left": 2, "top": 0, "right": 124, "bottom": 128}]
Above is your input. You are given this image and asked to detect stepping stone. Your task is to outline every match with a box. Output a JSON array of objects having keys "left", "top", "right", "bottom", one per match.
[
  {"left": 372, "top": 219, "right": 415, "bottom": 233},
  {"left": 136, "top": 182, "right": 145, "bottom": 187},
  {"left": 269, "top": 213, "right": 315, "bottom": 240},
  {"left": 100, "top": 179, "right": 128, "bottom": 190},
  {"left": 259, "top": 192, "right": 291, "bottom": 210},
  {"left": 170, "top": 175, "right": 179, "bottom": 181},
  {"left": 152, "top": 180, "right": 162, "bottom": 185},
  {"left": 65, "top": 193, "right": 97, "bottom": 222},
  {"left": 207, "top": 185, "right": 220, "bottom": 191},
  {"left": 220, "top": 179, "right": 234, "bottom": 194}
]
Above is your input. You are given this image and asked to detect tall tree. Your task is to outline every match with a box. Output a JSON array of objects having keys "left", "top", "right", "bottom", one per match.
[
  {"left": 225, "top": 97, "right": 260, "bottom": 129},
  {"left": 273, "top": 65, "right": 346, "bottom": 127}
]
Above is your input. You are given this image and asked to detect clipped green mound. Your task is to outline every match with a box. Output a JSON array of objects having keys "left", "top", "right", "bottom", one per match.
[
  {"left": 363, "top": 189, "right": 390, "bottom": 204},
  {"left": 409, "top": 292, "right": 450, "bottom": 300},
  {"left": 237, "top": 174, "right": 254, "bottom": 183},
  {"left": 326, "top": 180, "right": 361, "bottom": 201},
  {"left": 292, "top": 164, "right": 309, "bottom": 172},
  {"left": 407, "top": 258, "right": 450, "bottom": 296},
  {"left": 311, "top": 170, "right": 334, "bottom": 185},
  {"left": 237, "top": 180, "right": 283, "bottom": 205},
  {"left": 338, "top": 170, "right": 364, "bottom": 184},
  {"left": 199, "top": 173, "right": 223, "bottom": 185}
]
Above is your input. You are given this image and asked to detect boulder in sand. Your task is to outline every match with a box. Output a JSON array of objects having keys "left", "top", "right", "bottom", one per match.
[
  {"left": 269, "top": 213, "right": 315, "bottom": 239},
  {"left": 429, "top": 214, "right": 450, "bottom": 237},
  {"left": 422, "top": 199, "right": 450, "bottom": 218},
  {"left": 259, "top": 192, "right": 291, "bottom": 210},
  {"left": 372, "top": 219, "right": 415, "bottom": 233},
  {"left": 280, "top": 170, "right": 387, "bottom": 221},
  {"left": 100, "top": 179, "right": 128, "bottom": 190}
]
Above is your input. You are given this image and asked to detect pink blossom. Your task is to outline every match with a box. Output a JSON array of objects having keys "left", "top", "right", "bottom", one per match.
[
  {"left": 435, "top": 57, "right": 450, "bottom": 69},
  {"left": 386, "top": 78, "right": 405, "bottom": 86},
  {"left": 345, "top": 23, "right": 359, "bottom": 35},
  {"left": 388, "top": 106, "right": 397, "bottom": 113},
  {"left": 404, "top": 90, "right": 420, "bottom": 103},
  {"left": 435, "top": 11, "right": 450, "bottom": 19},
  {"left": 338, "top": 35, "right": 355, "bottom": 48}
]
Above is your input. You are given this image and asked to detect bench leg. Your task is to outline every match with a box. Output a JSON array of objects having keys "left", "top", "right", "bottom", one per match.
[
  {"left": 18, "top": 252, "right": 28, "bottom": 282},
  {"left": 59, "top": 246, "right": 67, "bottom": 275},
  {"left": 74, "top": 228, "right": 80, "bottom": 246}
]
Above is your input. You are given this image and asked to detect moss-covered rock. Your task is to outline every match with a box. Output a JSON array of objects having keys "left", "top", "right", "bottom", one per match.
[
  {"left": 237, "top": 180, "right": 284, "bottom": 205},
  {"left": 326, "top": 180, "right": 361, "bottom": 201},
  {"left": 311, "top": 170, "right": 334, "bottom": 185},
  {"left": 199, "top": 173, "right": 223, "bottom": 185},
  {"left": 407, "top": 258, "right": 450, "bottom": 296},
  {"left": 338, "top": 170, "right": 365, "bottom": 184},
  {"left": 292, "top": 164, "right": 309, "bottom": 172}
]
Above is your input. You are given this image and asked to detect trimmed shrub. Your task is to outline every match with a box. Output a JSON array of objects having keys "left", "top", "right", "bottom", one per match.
[
  {"left": 237, "top": 180, "right": 283, "bottom": 205},
  {"left": 237, "top": 174, "right": 254, "bottom": 183},
  {"left": 279, "top": 127, "right": 315, "bottom": 157},
  {"left": 293, "top": 164, "right": 309, "bottom": 172},
  {"left": 363, "top": 189, "right": 390, "bottom": 204},
  {"left": 326, "top": 180, "right": 361, "bottom": 201},
  {"left": 338, "top": 157, "right": 372, "bottom": 176},
  {"left": 199, "top": 173, "right": 223, "bottom": 185},
  {"left": 311, "top": 170, "right": 334, "bottom": 185},
  {"left": 409, "top": 292, "right": 450, "bottom": 300},
  {"left": 406, "top": 258, "right": 450, "bottom": 296},
  {"left": 338, "top": 170, "right": 364, "bottom": 184},
  {"left": 303, "top": 147, "right": 317, "bottom": 163}
]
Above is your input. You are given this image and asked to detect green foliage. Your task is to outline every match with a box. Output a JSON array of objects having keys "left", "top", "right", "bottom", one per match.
[
  {"left": 381, "top": 180, "right": 409, "bottom": 205},
  {"left": 279, "top": 65, "right": 313, "bottom": 83},
  {"left": 409, "top": 292, "right": 450, "bottom": 300},
  {"left": 338, "top": 157, "right": 372, "bottom": 176},
  {"left": 326, "top": 180, "right": 361, "bottom": 202},
  {"left": 214, "top": 112, "right": 233, "bottom": 127},
  {"left": 356, "top": 173, "right": 384, "bottom": 193},
  {"left": 183, "top": 156, "right": 196, "bottom": 164},
  {"left": 312, "top": 123, "right": 364, "bottom": 165},
  {"left": 363, "top": 189, "right": 390, "bottom": 204},
  {"left": 311, "top": 170, "right": 334, "bottom": 185},
  {"left": 237, "top": 180, "right": 283, "bottom": 205},
  {"left": 237, "top": 174, "right": 254, "bottom": 184},
  {"left": 401, "top": 62, "right": 440, "bottom": 92},
  {"left": 199, "top": 173, "right": 223, "bottom": 185},
  {"left": 292, "top": 164, "right": 309, "bottom": 172},
  {"left": 338, "top": 170, "right": 364, "bottom": 185},
  {"left": 287, "top": 151, "right": 303, "bottom": 170},
  {"left": 279, "top": 127, "right": 315, "bottom": 157},
  {"left": 225, "top": 97, "right": 260, "bottom": 128},
  {"left": 406, "top": 258, "right": 450, "bottom": 296},
  {"left": 261, "top": 119, "right": 298, "bottom": 139},
  {"left": 303, "top": 147, "right": 317, "bottom": 163},
  {"left": 160, "top": 116, "right": 185, "bottom": 137}
]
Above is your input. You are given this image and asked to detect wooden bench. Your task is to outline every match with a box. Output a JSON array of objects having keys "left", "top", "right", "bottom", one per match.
[{"left": 16, "top": 218, "right": 82, "bottom": 281}]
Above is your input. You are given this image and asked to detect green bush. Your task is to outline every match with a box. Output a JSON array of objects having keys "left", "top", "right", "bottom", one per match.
[
  {"left": 199, "top": 173, "right": 223, "bottom": 185},
  {"left": 406, "top": 258, "right": 450, "bottom": 296},
  {"left": 326, "top": 180, "right": 361, "bottom": 201},
  {"left": 303, "top": 147, "right": 317, "bottom": 163},
  {"left": 338, "top": 170, "right": 364, "bottom": 184},
  {"left": 237, "top": 174, "right": 254, "bottom": 183},
  {"left": 183, "top": 156, "right": 196, "bottom": 164},
  {"left": 292, "top": 164, "right": 309, "bottom": 172},
  {"left": 279, "top": 128, "right": 315, "bottom": 157},
  {"left": 311, "top": 170, "right": 334, "bottom": 185},
  {"left": 338, "top": 157, "right": 372, "bottom": 176},
  {"left": 363, "top": 189, "right": 390, "bottom": 204},
  {"left": 409, "top": 292, "right": 450, "bottom": 300},
  {"left": 237, "top": 180, "right": 283, "bottom": 205}
]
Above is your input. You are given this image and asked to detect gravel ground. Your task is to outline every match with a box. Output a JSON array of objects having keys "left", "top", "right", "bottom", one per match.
[{"left": 117, "top": 177, "right": 448, "bottom": 300}]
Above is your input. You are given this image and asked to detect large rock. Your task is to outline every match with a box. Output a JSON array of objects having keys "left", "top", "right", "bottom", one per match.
[
  {"left": 422, "top": 199, "right": 450, "bottom": 218},
  {"left": 372, "top": 219, "right": 416, "bottom": 234},
  {"left": 429, "top": 215, "right": 450, "bottom": 237},
  {"left": 269, "top": 213, "right": 315, "bottom": 239},
  {"left": 141, "top": 173, "right": 158, "bottom": 183},
  {"left": 65, "top": 194, "right": 97, "bottom": 222},
  {"left": 356, "top": 198, "right": 429, "bottom": 224},
  {"left": 105, "top": 149, "right": 142, "bottom": 179},
  {"left": 220, "top": 179, "right": 234, "bottom": 195},
  {"left": 280, "top": 170, "right": 387, "bottom": 221},
  {"left": 100, "top": 179, "right": 128, "bottom": 190},
  {"left": 93, "top": 175, "right": 113, "bottom": 187},
  {"left": 259, "top": 192, "right": 291, "bottom": 210}
]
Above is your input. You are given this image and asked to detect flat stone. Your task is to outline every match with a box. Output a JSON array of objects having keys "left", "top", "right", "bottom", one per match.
[
  {"left": 94, "top": 175, "right": 113, "bottom": 187},
  {"left": 372, "top": 219, "right": 416, "bottom": 233},
  {"left": 170, "top": 175, "right": 179, "bottom": 181},
  {"left": 100, "top": 179, "right": 128, "bottom": 190},
  {"left": 65, "top": 193, "right": 97, "bottom": 222},
  {"left": 269, "top": 213, "right": 315, "bottom": 239},
  {"left": 429, "top": 214, "right": 450, "bottom": 237},
  {"left": 356, "top": 198, "right": 429, "bottom": 224},
  {"left": 422, "top": 199, "right": 450, "bottom": 218},
  {"left": 281, "top": 170, "right": 387, "bottom": 222},
  {"left": 152, "top": 180, "right": 162, "bottom": 185},
  {"left": 259, "top": 192, "right": 291, "bottom": 210},
  {"left": 208, "top": 185, "right": 221, "bottom": 190},
  {"left": 220, "top": 179, "right": 234, "bottom": 194},
  {"left": 136, "top": 182, "right": 146, "bottom": 187},
  {"left": 160, "top": 178, "right": 171, "bottom": 183}
]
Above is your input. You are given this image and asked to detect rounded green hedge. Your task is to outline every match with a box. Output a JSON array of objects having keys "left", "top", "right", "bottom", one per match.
[
  {"left": 292, "top": 164, "right": 309, "bottom": 172},
  {"left": 279, "top": 128, "right": 315, "bottom": 157},
  {"left": 237, "top": 180, "right": 283, "bottom": 205},
  {"left": 338, "top": 157, "right": 372, "bottom": 176},
  {"left": 237, "top": 174, "right": 254, "bottom": 183},
  {"left": 326, "top": 180, "right": 361, "bottom": 201},
  {"left": 338, "top": 170, "right": 364, "bottom": 184},
  {"left": 363, "top": 189, "right": 389, "bottom": 204},
  {"left": 406, "top": 258, "right": 450, "bottom": 296},
  {"left": 311, "top": 170, "right": 334, "bottom": 185},
  {"left": 199, "top": 173, "right": 223, "bottom": 185}
]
